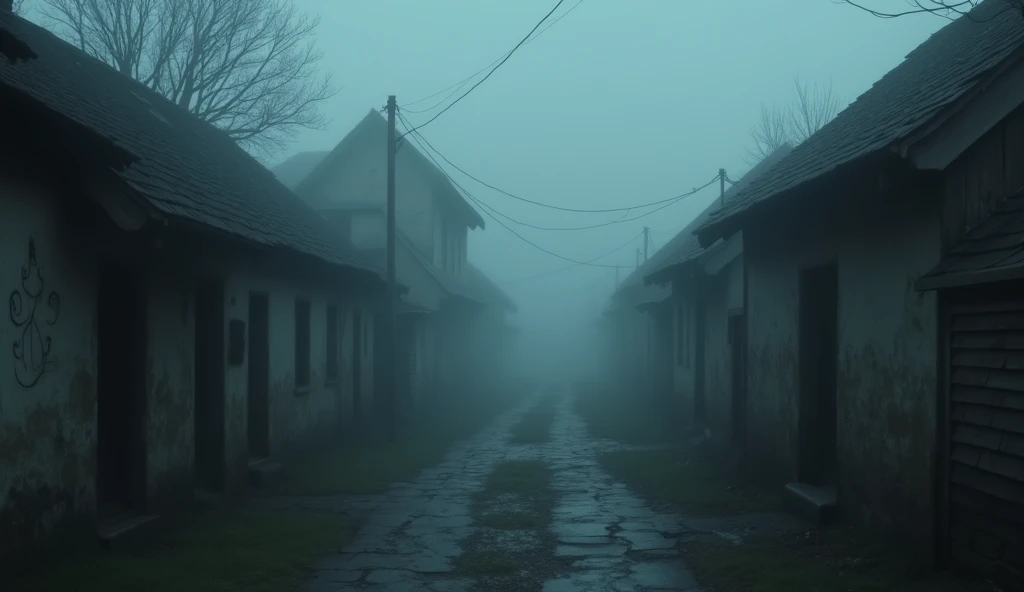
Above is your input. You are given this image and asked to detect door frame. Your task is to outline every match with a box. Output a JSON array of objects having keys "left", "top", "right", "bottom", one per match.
[
  {"left": 247, "top": 290, "right": 270, "bottom": 459},
  {"left": 796, "top": 262, "right": 839, "bottom": 485}
]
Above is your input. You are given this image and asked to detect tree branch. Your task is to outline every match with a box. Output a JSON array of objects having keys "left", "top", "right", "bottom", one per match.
[{"left": 39, "top": 0, "right": 337, "bottom": 156}]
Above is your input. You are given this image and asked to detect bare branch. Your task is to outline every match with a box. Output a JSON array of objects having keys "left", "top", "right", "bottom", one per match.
[
  {"left": 39, "top": 0, "right": 337, "bottom": 156},
  {"left": 745, "top": 104, "right": 791, "bottom": 165},
  {"left": 787, "top": 76, "right": 842, "bottom": 144},
  {"left": 833, "top": 0, "right": 1022, "bottom": 22},
  {"left": 745, "top": 76, "right": 842, "bottom": 165}
]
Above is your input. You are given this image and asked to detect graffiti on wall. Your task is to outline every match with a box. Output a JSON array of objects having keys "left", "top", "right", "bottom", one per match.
[{"left": 9, "top": 236, "right": 61, "bottom": 388}]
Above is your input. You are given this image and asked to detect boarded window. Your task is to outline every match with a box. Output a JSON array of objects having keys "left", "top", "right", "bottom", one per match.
[
  {"left": 295, "top": 299, "right": 311, "bottom": 390},
  {"left": 326, "top": 304, "right": 339, "bottom": 382}
]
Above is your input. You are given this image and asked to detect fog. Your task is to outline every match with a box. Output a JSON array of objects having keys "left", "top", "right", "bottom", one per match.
[
  {"left": 269, "top": 0, "right": 942, "bottom": 382},
  {"left": 24, "top": 0, "right": 944, "bottom": 382}
]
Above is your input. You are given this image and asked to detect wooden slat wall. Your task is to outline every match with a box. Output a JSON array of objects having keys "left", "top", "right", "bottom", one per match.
[
  {"left": 948, "top": 291, "right": 1024, "bottom": 581},
  {"left": 942, "top": 104, "right": 1024, "bottom": 252}
]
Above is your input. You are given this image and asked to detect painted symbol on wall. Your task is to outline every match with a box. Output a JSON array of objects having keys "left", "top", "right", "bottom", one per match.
[{"left": 9, "top": 237, "right": 61, "bottom": 388}]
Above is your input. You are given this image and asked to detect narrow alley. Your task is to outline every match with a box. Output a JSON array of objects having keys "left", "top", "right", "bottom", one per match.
[
  {"left": 294, "top": 387, "right": 703, "bottom": 592},
  {"left": 2, "top": 0, "right": 1022, "bottom": 590}
]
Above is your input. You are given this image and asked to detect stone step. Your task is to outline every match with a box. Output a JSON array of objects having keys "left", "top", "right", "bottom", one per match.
[
  {"left": 96, "top": 513, "right": 161, "bottom": 550},
  {"left": 248, "top": 457, "right": 285, "bottom": 487},
  {"left": 784, "top": 482, "right": 838, "bottom": 527}
]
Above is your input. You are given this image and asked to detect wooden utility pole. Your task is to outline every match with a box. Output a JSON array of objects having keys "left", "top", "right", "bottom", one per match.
[
  {"left": 719, "top": 168, "right": 727, "bottom": 208},
  {"left": 643, "top": 226, "right": 649, "bottom": 262},
  {"left": 635, "top": 248, "right": 640, "bottom": 268},
  {"left": 385, "top": 95, "right": 398, "bottom": 442}
]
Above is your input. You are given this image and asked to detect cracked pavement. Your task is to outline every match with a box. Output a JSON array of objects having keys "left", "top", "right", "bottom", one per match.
[{"left": 298, "top": 388, "right": 710, "bottom": 591}]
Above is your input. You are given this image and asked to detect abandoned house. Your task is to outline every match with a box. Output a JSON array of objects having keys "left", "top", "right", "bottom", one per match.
[
  {"left": 0, "top": 10, "right": 387, "bottom": 568},
  {"left": 642, "top": 146, "right": 792, "bottom": 453},
  {"left": 274, "top": 109, "right": 517, "bottom": 401},
  {"left": 694, "top": 2, "right": 1023, "bottom": 582},
  {"left": 604, "top": 252, "right": 674, "bottom": 408}
]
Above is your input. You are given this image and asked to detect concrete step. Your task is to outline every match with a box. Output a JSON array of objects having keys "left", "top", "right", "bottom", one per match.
[
  {"left": 784, "top": 482, "right": 838, "bottom": 527},
  {"left": 96, "top": 513, "right": 161, "bottom": 550},
  {"left": 248, "top": 457, "right": 284, "bottom": 487}
]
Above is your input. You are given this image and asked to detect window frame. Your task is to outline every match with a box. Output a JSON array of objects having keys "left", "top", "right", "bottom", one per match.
[
  {"left": 294, "top": 298, "right": 312, "bottom": 393},
  {"left": 325, "top": 303, "right": 339, "bottom": 384}
]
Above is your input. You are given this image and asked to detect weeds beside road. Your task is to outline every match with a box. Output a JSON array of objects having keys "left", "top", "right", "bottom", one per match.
[
  {"left": 572, "top": 382, "right": 997, "bottom": 592},
  {"left": 13, "top": 385, "right": 519, "bottom": 592}
]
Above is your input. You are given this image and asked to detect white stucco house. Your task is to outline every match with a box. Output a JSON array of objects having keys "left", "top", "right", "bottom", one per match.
[
  {"left": 273, "top": 110, "right": 516, "bottom": 403},
  {"left": 0, "top": 8, "right": 386, "bottom": 571}
]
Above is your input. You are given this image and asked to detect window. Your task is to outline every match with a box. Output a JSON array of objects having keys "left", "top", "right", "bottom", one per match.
[
  {"left": 676, "top": 300, "right": 684, "bottom": 367},
  {"left": 326, "top": 304, "right": 339, "bottom": 383},
  {"left": 440, "top": 221, "right": 449, "bottom": 271},
  {"left": 294, "top": 299, "right": 311, "bottom": 391},
  {"left": 363, "top": 315, "right": 369, "bottom": 357}
]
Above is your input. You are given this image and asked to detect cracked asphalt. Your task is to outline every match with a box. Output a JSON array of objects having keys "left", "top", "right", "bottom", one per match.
[{"left": 292, "top": 387, "right": 710, "bottom": 591}]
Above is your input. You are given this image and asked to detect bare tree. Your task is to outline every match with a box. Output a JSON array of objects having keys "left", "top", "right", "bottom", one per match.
[
  {"left": 41, "top": 0, "right": 337, "bottom": 154},
  {"left": 746, "top": 104, "right": 791, "bottom": 164},
  {"left": 788, "top": 77, "right": 843, "bottom": 143},
  {"left": 834, "top": 0, "right": 1022, "bottom": 22},
  {"left": 746, "top": 76, "right": 843, "bottom": 164}
]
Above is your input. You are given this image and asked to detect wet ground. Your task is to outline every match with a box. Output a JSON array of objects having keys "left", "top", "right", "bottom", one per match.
[{"left": 257, "top": 389, "right": 752, "bottom": 591}]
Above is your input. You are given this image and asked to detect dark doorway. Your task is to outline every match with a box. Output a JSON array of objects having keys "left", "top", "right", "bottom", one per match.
[
  {"left": 694, "top": 296, "right": 707, "bottom": 428},
  {"left": 247, "top": 292, "right": 270, "bottom": 460},
  {"left": 351, "top": 310, "right": 363, "bottom": 423},
  {"left": 96, "top": 265, "right": 147, "bottom": 517},
  {"left": 798, "top": 264, "right": 839, "bottom": 486},
  {"left": 194, "top": 278, "right": 226, "bottom": 492},
  {"left": 728, "top": 312, "right": 747, "bottom": 452}
]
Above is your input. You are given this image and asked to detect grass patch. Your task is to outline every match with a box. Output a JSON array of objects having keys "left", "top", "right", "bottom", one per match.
[
  {"left": 456, "top": 550, "right": 521, "bottom": 575},
  {"left": 508, "top": 397, "right": 557, "bottom": 444},
  {"left": 455, "top": 460, "right": 562, "bottom": 588},
  {"left": 572, "top": 382, "right": 673, "bottom": 445},
  {"left": 10, "top": 509, "right": 356, "bottom": 592},
  {"left": 485, "top": 459, "right": 552, "bottom": 495},
  {"left": 601, "top": 448, "right": 781, "bottom": 515},
  {"left": 686, "top": 528, "right": 995, "bottom": 592},
  {"left": 477, "top": 511, "right": 548, "bottom": 530},
  {"left": 283, "top": 389, "right": 513, "bottom": 495}
]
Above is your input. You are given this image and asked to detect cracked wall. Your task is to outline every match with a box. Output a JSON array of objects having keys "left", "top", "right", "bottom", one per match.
[
  {"left": 744, "top": 174, "right": 940, "bottom": 560},
  {"left": 0, "top": 174, "right": 98, "bottom": 564}
]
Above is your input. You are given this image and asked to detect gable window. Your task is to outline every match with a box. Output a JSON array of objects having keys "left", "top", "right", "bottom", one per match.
[
  {"left": 326, "top": 304, "right": 339, "bottom": 384},
  {"left": 295, "top": 299, "right": 311, "bottom": 392}
]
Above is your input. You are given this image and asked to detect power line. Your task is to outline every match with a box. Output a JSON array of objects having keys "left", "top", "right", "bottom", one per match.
[
  {"left": 398, "top": 111, "right": 720, "bottom": 232},
  {"left": 401, "top": 0, "right": 567, "bottom": 138},
  {"left": 401, "top": 119, "right": 636, "bottom": 270},
  {"left": 402, "top": 0, "right": 586, "bottom": 114},
  {"left": 399, "top": 115, "right": 722, "bottom": 214},
  {"left": 499, "top": 231, "right": 644, "bottom": 284}
]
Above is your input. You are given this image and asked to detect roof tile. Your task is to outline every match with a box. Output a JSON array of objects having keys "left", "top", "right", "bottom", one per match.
[
  {"left": 698, "top": 1, "right": 1024, "bottom": 241},
  {"left": 0, "top": 12, "right": 380, "bottom": 276}
]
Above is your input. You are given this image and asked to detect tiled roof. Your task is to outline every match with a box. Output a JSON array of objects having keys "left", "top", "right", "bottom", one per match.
[
  {"left": 917, "top": 188, "right": 1024, "bottom": 290},
  {"left": 465, "top": 264, "right": 517, "bottom": 312},
  {"left": 291, "top": 110, "right": 486, "bottom": 229},
  {"left": 697, "top": 1, "right": 1024, "bottom": 244},
  {"left": 642, "top": 146, "right": 792, "bottom": 285},
  {"left": 273, "top": 151, "right": 330, "bottom": 190},
  {"left": 0, "top": 12, "right": 379, "bottom": 277}
]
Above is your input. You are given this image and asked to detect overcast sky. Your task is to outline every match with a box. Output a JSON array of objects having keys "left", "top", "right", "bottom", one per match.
[
  {"left": 275, "top": 0, "right": 945, "bottom": 374},
  {"left": 23, "top": 0, "right": 948, "bottom": 375}
]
